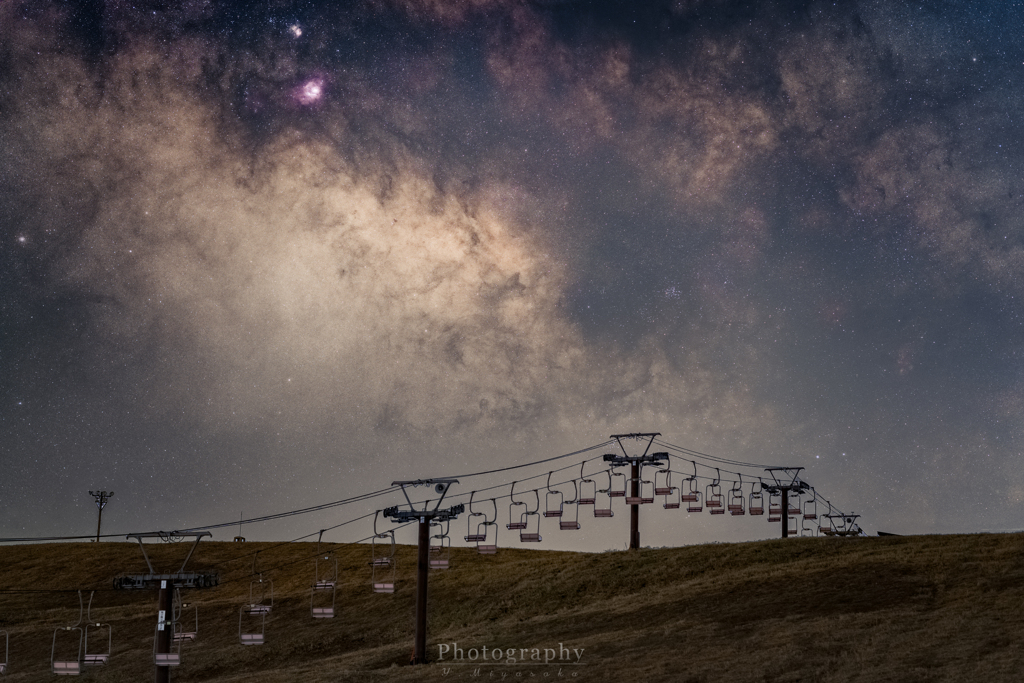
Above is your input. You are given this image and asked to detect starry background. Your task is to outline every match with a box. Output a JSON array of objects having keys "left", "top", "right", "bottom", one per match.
[{"left": 1, "top": 0, "right": 1023, "bottom": 548}]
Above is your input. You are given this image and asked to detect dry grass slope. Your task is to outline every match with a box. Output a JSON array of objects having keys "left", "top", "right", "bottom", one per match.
[{"left": 1, "top": 533, "right": 1022, "bottom": 682}]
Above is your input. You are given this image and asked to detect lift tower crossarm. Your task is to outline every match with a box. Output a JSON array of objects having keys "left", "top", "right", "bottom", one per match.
[{"left": 609, "top": 432, "right": 661, "bottom": 458}]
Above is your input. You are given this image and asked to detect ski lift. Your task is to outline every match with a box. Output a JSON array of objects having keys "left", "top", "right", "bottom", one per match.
[
  {"left": 819, "top": 501, "right": 834, "bottom": 533},
  {"left": 559, "top": 480, "right": 581, "bottom": 530},
  {"left": 245, "top": 553, "right": 273, "bottom": 615},
  {"left": 51, "top": 591, "right": 84, "bottom": 675},
  {"left": 654, "top": 467, "right": 673, "bottom": 496},
  {"left": 663, "top": 474, "right": 681, "bottom": 510},
  {"left": 608, "top": 470, "right": 626, "bottom": 498},
  {"left": 625, "top": 475, "right": 641, "bottom": 505},
  {"left": 519, "top": 490, "right": 543, "bottom": 542},
  {"left": 728, "top": 476, "right": 745, "bottom": 515},
  {"left": 246, "top": 576, "right": 273, "bottom": 615},
  {"left": 685, "top": 474, "right": 703, "bottom": 512},
  {"left": 706, "top": 470, "right": 724, "bottom": 514},
  {"left": 578, "top": 463, "right": 596, "bottom": 506},
  {"left": 802, "top": 514, "right": 818, "bottom": 536},
  {"left": 465, "top": 492, "right": 487, "bottom": 542},
  {"left": 803, "top": 489, "right": 818, "bottom": 519},
  {"left": 543, "top": 472, "right": 564, "bottom": 518},
  {"left": 788, "top": 492, "right": 802, "bottom": 516},
  {"left": 0, "top": 629, "right": 7, "bottom": 675},
  {"left": 476, "top": 498, "right": 499, "bottom": 554},
  {"left": 371, "top": 511, "right": 396, "bottom": 593},
  {"left": 748, "top": 479, "right": 765, "bottom": 515},
  {"left": 823, "top": 513, "right": 846, "bottom": 535},
  {"left": 429, "top": 520, "right": 451, "bottom": 570},
  {"left": 173, "top": 589, "right": 199, "bottom": 641},
  {"left": 507, "top": 481, "right": 528, "bottom": 531},
  {"left": 83, "top": 591, "right": 111, "bottom": 666},
  {"left": 641, "top": 477, "right": 655, "bottom": 504},
  {"left": 311, "top": 532, "right": 337, "bottom": 618},
  {"left": 625, "top": 477, "right": 655, "bottom": 505},
  {"left": 822, "top": 513, "right": 862, "bottom": 537},
  {"left": 594, "top": 470, "right": 614, "bottom": 517},
  {"left": 681, "top": 462, "right": 700, "bottom": 502},
  {"left": 238, "top": 605, "right": 264, "bottom": 646},
  {"left": 768, "top": 490, "right": 783, "bottom": 522}
]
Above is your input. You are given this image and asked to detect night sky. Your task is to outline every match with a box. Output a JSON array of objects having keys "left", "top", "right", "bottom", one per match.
[{"left": 2, "top": 0, "right": 1023, "bottom": 549}]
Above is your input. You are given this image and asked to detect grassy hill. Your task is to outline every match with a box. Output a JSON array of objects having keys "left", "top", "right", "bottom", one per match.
[{"left": 0, "top": 533, "right": 1022, "bottom": 682}]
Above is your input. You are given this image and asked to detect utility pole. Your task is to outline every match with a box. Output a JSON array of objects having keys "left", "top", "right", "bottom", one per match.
[
  {"left": 602, "top": 433, "right": 667, "bottom": 550},
  {"left": 762, "top": 468, "right": 810, "bottom": 539},
  {"left": 88, "top": 490, "right": 114, "bottom": 542},
  {"left": 384, "top": 479, "right": 464, "bottom": 664}
]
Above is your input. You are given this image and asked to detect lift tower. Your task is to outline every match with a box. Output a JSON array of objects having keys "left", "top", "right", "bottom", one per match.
[
  {"left": 603, "top": 433, "right": 668, "bottom": 550},
  {"left": 119, "top": 532, "right": 217, "bottom": 683},
  {"left": 763, "top": 468, "right": 810, "bottom": 538},
  {"left": 384, "top": 479, "right": 464, "bottom": 664}
]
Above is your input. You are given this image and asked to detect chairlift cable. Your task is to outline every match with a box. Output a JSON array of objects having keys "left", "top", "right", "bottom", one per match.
[
  {"left": 436, "top": 440, "right": 614, "bottom": 480},
  {"left": 0, "top": 487, "right": 400, "bottom": 544}
]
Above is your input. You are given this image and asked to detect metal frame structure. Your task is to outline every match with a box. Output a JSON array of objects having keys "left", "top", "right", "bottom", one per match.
[
  {"left": 429, "top": 520, "right": 451, "bottom": 570},
  {"left": 749, "top": 479, "right": 765, "bottom": 516},
  {"left": 559, "top": 480, "right": 581, "bottom": 530},
  {"left": 543, "top": 472, "right": 564, "bottom": 518},
  {"left": 464, "top": 492, "right": 487, "bottom": 543},
  {"left": 83, "top": 592, "right": 111, "bottom": 667},
  {"left": 520, "top": 490, "right": 543, "bottom": 542},
  {"left": 728, "top": 477, "right": 746, "bottom": 516},
  {"left": 371, "top": 511, "right": 397, "bottom": 594},
  {"left": 465, "top": 494, "right": 498, "bottom": 553},
  {"left": 706, "top": 470, "right": 725, "bottom": 515},
  {"left": 238, "top": 606, "right": 264, "bottom": 646},
  {"left": 763, "top": 468, "right": 811, "bottom": 538},
  {"left": 311, "top": 533, "right": 337, "bottom": 618},
  {"left": 51, "top": 592, "right": 84, "bottom": 676},
  {"left": 578, "top": 462, "right": 596, "bottom": 506},
  {"left": 654, "top": 467, "right": 673, "bottom": 497},
  {"left": 383, "top": 478, "right": 465, "bottom": 664},
  {"left": 602, "top": 433, "right": 668, "bottom": 549},
  {"left": 118, "top": 531, "right": 217, "bottom": 590},
  {"left": 507, "top": 481, "right": 528, "bottom": 531},
  {"left": 123, "top": 531, "right": 213, "bottom": 682},
  {"left": 476, "top": 498, "right": 499, "bottom": 554},
  {"left": 245, "top": 560, "right": 273, "bottom": 616},
  {"left": 173, "top": 589, "right": 199, "bottom": 642}
]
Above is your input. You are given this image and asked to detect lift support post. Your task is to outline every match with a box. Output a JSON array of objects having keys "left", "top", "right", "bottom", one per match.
[
  {"left": 122, "top": 532, "right": 215, "bottom": 683},
  {"left": 384, "top": 479, "right": 464, "bottom": 664},
  {"left": 603, "top": 433, "right": 667, "bottom": 550}
]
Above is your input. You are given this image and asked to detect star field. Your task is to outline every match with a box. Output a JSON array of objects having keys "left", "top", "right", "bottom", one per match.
[{"left": 1, "top": 0, "right": 1023, "bottom": 545}]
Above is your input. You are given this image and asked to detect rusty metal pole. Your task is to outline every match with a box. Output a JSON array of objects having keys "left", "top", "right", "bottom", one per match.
[
  {"left": 155, "top": 580, "right": 172, "bottom": 683},
  {"left": 629, "top": 461, "right": 640, "bottom": 549},
  {"left": 413, "top": 518, "right": 429, "bottom": 663}
]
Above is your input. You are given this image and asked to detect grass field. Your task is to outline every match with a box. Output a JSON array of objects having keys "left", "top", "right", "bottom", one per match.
[{"left": 0, "top": 533, "right": 1022, "bottom": 682}]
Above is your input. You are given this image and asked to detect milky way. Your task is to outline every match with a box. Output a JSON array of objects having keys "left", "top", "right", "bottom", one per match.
[{"left": 1, "top": 1, "right": 1023, "bottom": 546}]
